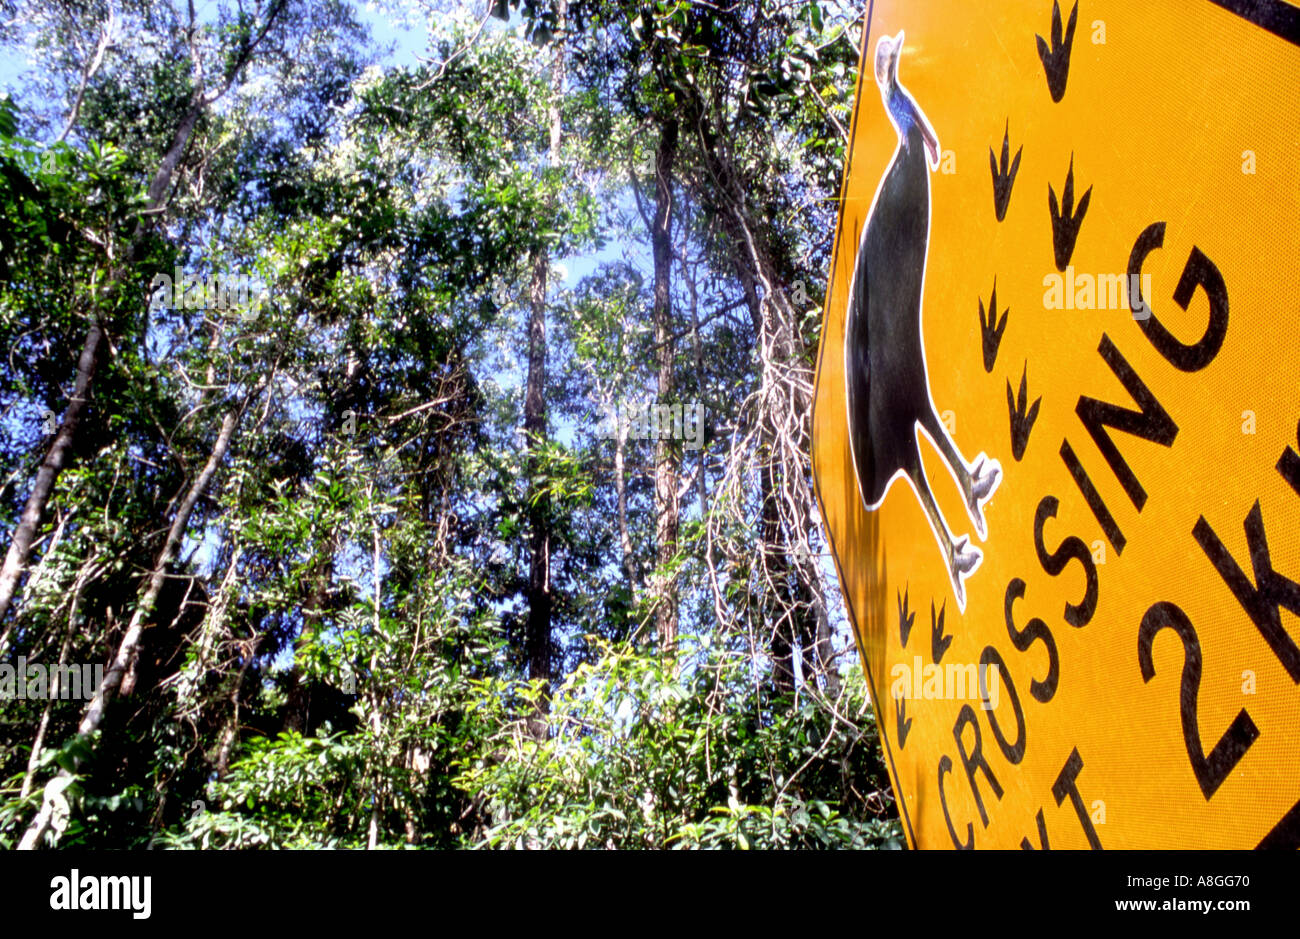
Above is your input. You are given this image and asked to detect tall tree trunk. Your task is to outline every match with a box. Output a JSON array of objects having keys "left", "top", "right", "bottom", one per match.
[
  {"left": 760, "top": 456, "right": 797, "bottom": 697},
  {"left": 613, "top": 414, "right": 639, "bottom": 606},
  {"left": 812, "top": 575, "right": 840, "bottom": 700},
  {"left": 523, "top": 0, "right": 566, "bottom": 740},
  {"left": 0, "top": 99, "right": 205, "bottom": 653},
  {"left": 651, "top": 117, "right": 679, "bottom": 654},
  {"left": 19, "top": 405, "right": 243, "bottom": 849},
  {"left": 0, "top": 324, "right": 102, "bottom": 654},
  {"left": 683, "top": 250, "right": 708, "bottom": 521},
  {"left": 0, "top": 0, "right": 286, "bottom": 650},
  {"left": 734, "top": 258, "right": 796, "bottom": 694},
  {"left": 365, "top": 511, "right": 385, "bottom": 849},
  {"left": 523, "top": 244, "right": 551, "bottom": 731}
]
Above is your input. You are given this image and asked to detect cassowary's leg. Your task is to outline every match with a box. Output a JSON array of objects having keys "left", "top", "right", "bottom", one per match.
[
  {"left": 918, "top": 407, "right": 1001, "bottom": 541},
  {"left": 919, "top": 407, "right": 975, "bottom": 497},
  {"left": 904, "top": 435, "right": 981, "bottom": 610}
]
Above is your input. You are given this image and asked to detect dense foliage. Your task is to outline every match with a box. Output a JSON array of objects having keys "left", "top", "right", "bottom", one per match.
[{"left": 0, "top": 0, "right": 901, "bottom": 849}]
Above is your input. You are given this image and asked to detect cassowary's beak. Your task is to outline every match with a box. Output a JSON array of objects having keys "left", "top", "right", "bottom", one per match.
[{"left": 874, "top": 31, "right": 902, "bottom": 87}]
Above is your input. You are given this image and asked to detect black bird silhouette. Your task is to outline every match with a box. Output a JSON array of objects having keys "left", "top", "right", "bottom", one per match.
[
  {"left": 1049, "top": 154, "right": 1091, "bottom": 271},
  {"left": 1036, "top": 1, "right": 1078, "bottom": 103},
  {"left": 978, "top": 278, "right": 1008, "bottom": 373},
  {"left": 844, "top": 31, "right": 1002, "bottom": 610},
  {"left": 989, "top": 121, "right": 1022, "bottom": 222}
]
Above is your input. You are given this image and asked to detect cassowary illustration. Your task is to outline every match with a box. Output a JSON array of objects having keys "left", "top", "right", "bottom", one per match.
[{"left": 844, "top": 31, "right": 1001, "bottom": 611}]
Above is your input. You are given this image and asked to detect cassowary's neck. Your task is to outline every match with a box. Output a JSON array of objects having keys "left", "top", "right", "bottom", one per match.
[{"left": 885, "top": 83, "right": 919, "bottom": 142}]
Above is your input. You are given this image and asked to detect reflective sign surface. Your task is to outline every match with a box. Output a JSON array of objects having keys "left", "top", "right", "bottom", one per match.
[{"left": 812, "top": 0, "right": 1300, "bottom": 848}]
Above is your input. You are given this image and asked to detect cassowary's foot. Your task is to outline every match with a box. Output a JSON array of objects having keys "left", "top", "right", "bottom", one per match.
[
  {"left": 967, "top": 454, "right": 1002, "bottom": 540},
  {"left": 947, "top": 535, "right": 983, "bottom": 611},
  {"left": 971, "top": 454, "right": 1001, "bottom": 501}
]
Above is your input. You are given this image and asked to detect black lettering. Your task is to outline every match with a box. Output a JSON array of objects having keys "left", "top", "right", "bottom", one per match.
[
  {"left": 1020, "top": 808, "right": 1050, "bottom": 850},
  {"left": 1128, "top": 221, "right": 1229, "bottom": 371},
  {"left": 979, "top": 645, "right": 1027, "bottom": 764},
  {"left": 1075, "top": 334, "right": 1178, "bottom": 511},
  {"left": 1276, "top": 420, "right": 1300, "bottom": 500},
  {"left": 1004, "top": 578, "right": 1060, "bottom": 702},
  {"left": 954, "top": 704, "right": 1003, "bottom": 828},
  {"left": 938, "top": 754, "right": 975, "bottom": 850},
  {"left": 1193, "top": 503, "right": 1300, "bottom": 683},
  {"left": 1138, "top": 600, "right": 1260, "bottom": 799},
  {"left": 1060, "top": 441, "right": 1125, "bottom": 554},
  {"left": 1051, "top": 747, "right": 1103, "bottom": 849},
  {"left": 1034, "top": 494, "right": 1099, "bottom": 625},
  {"left": 1257, "top": 796, "right": 1300, "bottom": 849}
]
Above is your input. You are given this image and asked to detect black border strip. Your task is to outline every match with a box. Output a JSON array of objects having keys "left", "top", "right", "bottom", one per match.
[{"left": 1207, "top": 0, "right": 1300, "bottom": 46}]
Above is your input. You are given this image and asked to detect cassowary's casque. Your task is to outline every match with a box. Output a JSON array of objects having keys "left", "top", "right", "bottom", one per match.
[{"left": 844, "top": 31, "right": 1001, "bottom": 610}]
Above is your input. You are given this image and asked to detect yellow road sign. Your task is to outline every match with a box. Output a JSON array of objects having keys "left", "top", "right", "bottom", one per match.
[{"left": 812, "top": 0, "right": 1300, "bottom": 848}]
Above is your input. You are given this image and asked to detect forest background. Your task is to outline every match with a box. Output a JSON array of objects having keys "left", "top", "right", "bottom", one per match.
[{"left": 0, "top": 0, "right": 903, "bottom": 849}]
